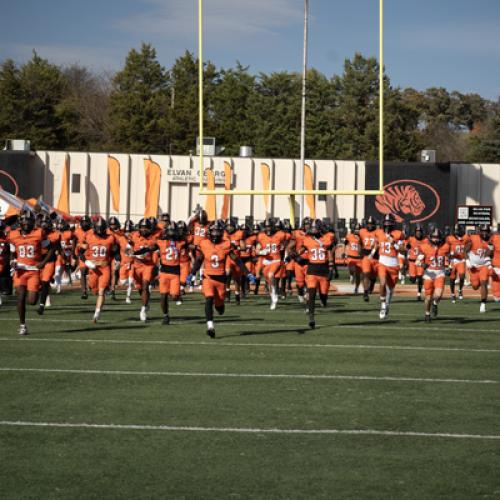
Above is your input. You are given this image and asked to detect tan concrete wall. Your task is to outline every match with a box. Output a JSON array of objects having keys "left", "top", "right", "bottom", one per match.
[{"left": 37, "top": 152, "right": 500, "bottom": 226}]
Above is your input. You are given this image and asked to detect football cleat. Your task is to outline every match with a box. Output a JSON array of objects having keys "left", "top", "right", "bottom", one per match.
[
  {"left": 424, "top": 314, "right": 431, "bottom": 323},
  {"left": 37, "top": 304, "right": 45, "bottom": 316},
  {"left": 235, "top": 293, "right": 241, "bottom": 305},
  {"left": 298, "top": 295, "right": 305, "bottom": 304},
  {"left": 125, "top": 296, "right": 132, "bottom": 304},
  {"left": 416, "top": 293, "right": 422, "bottom": 301},
  {"left": 45, "top": 295, "right": 51, "bottom": 308},
  {"left": 93, "top": 310, "right": 100, "bottom": 323},
  {"left": 308, "top": 318, "right": 315, "bottom": 330},
  {"left": 363, "top": 292, "right": 369, "bottom": 302},
  {"left": 162, "top": 315, "right": 170, "bottom": 325},
  {"left": 81, "top": 292, "right": 88, "bottom": 300},
  {"left": 19, "top": 324, "right": 29, "bottom": 336},
  {"left": 431, "top": 302, "right": 438, "bottom": 318},
  {"left": 176, "top": 299, "right": 183, "bottom": 306},
  {"left": 458, "top": 292, "right": 464, "bottom": 301},
  {"left": 379, "top": 302, "right": 387, "bottom": 320},
  {"left": 207, "top": 328, "right": 216, "bottom": 338},
  {"left": 140, "top": 308, "right": 147, "bottom": 322},
  {"left": 479, "top": 302, "right": 486, "bottom": 313},
  {"left": 451, "top": 295, "right": 456, "bottom": 304},
  {"left": 353, "top": 286, "right": 359, "bottom": 295}
]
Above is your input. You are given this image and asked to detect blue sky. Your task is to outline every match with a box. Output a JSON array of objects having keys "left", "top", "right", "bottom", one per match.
[{"left": 1, "top": 0, "right": 499, "bottom": 100}]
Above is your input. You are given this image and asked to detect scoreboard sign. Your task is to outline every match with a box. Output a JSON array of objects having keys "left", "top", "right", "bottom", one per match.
[{"left": 456, "top": 205, "right": 493, "bottom": 226}]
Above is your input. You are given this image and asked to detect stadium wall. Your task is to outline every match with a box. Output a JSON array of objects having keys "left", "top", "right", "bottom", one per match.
[{"left": 1, "top": 150, "right": 499, "bottom": 225}]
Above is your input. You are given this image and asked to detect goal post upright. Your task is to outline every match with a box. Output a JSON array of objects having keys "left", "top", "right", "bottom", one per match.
[{"left": 197, "top": 0, "right": 385, "bottom": 199}]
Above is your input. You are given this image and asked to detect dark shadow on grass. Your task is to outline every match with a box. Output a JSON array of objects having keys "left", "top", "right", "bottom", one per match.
[
  {"left": 339, "top": 320, "right": 399, "bottom": 326},
  {"left": 218, "top": 326, "right": 310, "bottom": 338},
  {"left": 61, "top": 325, "right": 148, "bottom": 333}
]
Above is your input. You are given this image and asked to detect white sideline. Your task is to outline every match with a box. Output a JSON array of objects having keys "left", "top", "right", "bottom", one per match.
[
  {"left": 0, "top": 420, "right": 499, "bottom": 440},
  {"left": 0, "top": 337, "right": 499, "bottom": 353},
  {"left": 1, "top": 367, "right": 497, "bottom": 385}
]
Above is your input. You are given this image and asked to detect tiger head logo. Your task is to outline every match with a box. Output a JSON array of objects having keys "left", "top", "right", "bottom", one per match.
[{"left": 375, "top": 180, "right": 440, "bottom": 223}]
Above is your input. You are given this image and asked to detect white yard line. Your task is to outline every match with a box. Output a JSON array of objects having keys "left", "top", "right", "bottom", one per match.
[
  {"left": 0, "top": 420, "right": 498, "bottom": 440},
  {"left": 1, "top": 366, "right": 497, "bottom": 385},
  {"left": 0, "top": 337, "right": 499, "bottom": 353}
]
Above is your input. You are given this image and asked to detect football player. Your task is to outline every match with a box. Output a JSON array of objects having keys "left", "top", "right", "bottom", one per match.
[
  {"left": 289, "top": 218, "right": 311, "bottom": 304},
  {"left": 8, "top": 211, "right": 54, "bottom": 335},
  {"left": 373, "top": 214, "right": 405, "bottom": 319},
  {"left": 465, "top": 224, "right": 492, "bottom": 313},
  {"left": 359, "top": 216, "right": 379, "bottom": 302},
  {"left": 344, "top": 223, "right": 363, "bottom": 295},
  {"left": 417, "top": 228, "right": 450, "bottom": 322},
  {"left": 296, "top": 219, "right": 335, "bottom": 329},
  {"left": 128, "top": 218, "right": 157, "bottom": 321},
  {"left": 79, "top": 217, "right": 118, "bottom": 322},
  {"left": 133, "top": 221, "right": 187, "bottom": 325},
  {"left": 0, "top": 219, "right": 10, "bottom": 306},
  {"left": 186, "top": 221, "right": 255, "bottom": 338},
  {"left": 406, "top": 223, "right": 427, "bottom": 301},
  {"left": 74, "top": 215, "right": 92, "bottom": 299},
  {"left": 446, "top": 224, "right": 470, "bottom": 303},
  {"left": 224, "top": 218, "right": 245, "bottom": 304},
  {"left": 107, "top": 216, "right": 122, "bottom": 300},
  {"left": 256, "top": 218, "right": 288, "bottom": 310},
  {"left": 38, "top": 215, "right": 61, "bottom": 314},
  {"left": 491, "top": 228, "right": 500, "bottom": 303},
  {"left": 54, "top": 218, "right": 75, "bottom": 293}
]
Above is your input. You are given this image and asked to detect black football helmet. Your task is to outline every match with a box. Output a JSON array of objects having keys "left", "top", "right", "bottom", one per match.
[
  {"left": 80, "top": 215, "right": 92, "bottom": 231},
  {"left": 353, "top": 222, "right": 361, "bottom": 235},
  {"left": 0, "top": 219, "right": 6, "bottom": 234},
  {"left": 108, "top": 216, "right": 121, "bottom": 232},
  {"left": 382, "top": 213, "right": 396, "bottom": 232},
  {"left": 177, "top": 220, "right": 188, "bottom": 237},
  {"left": 429, "top": 227, "right": 443, "bottom": 246},
  {"left": 366, "top": 215, "right": 377, "bottom": 231},
  {"left": 163, "top": 221, "right": 178, "bottom": 240},
  {"left": 308, "top": 219, "right": 323, "bottom": 237},
  {"left": 40, "top": 214, "right": 53, "bottom": 231},
  {"left": 138, "top": 218, "right": 153, "bottom": 237},
  {"left": 252, "top": 223, "right": 261, "bottom": 235},
  {"left": 198, "top": 209, "right": 208, "bottom": 225},
  {"left": 264, "top": 218, "right": 275, "bottom": 236},
  {"left": 453, "top": 224, "right": 465, "bottom": 237},
  {"left": 209, "top": 220, "right": 224, "bottom": 243},
  {"left": 479, "top": 224, "right": 491, "bottom": 241},
  {"left": 93, "top": 216, "right": 108, "bottom": 237},
  {"left": 124, "top": 219, "right": 135, "bottom": 234},
  {"left": 19, "top": 211, "right": 36, "bottom": 232},
  {"left": 225, "top": 218, "right": 237, "bottom": 235},
  {"left": 414, "top": 223, "right": 425, "bottom": 241},
  {"left": 160, "top": 212, "right": 170, "bottom": 224}
]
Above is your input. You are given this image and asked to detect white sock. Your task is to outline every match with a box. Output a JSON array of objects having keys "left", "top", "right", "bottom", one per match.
[
  {"left": 141, "top": 306, "right": 146, "bottom": 313},
  {"left": 207, "top": 320, "right": 214, "bottom": 330}
]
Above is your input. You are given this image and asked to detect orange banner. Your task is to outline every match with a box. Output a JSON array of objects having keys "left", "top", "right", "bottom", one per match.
[
  {"left": 205, "top": 169, "right": 216, "bottom": 221},
  {"left": 144, "top": 159, "right": 161, "bottom": 218},
  {"left": 304, "top": 163, "right": 316, "bottom": 219},
  {"left": 220, "top": 161, "right": 231, "bottom": 220},
  {"left": 57, "top": 155, "right": 70, "bottom": 214},
  {"left": 108, "top": 156, "right": 120, "bottom": 212},
  {"left": 260, "top": 163, "right": 270, "bottom": 214}
]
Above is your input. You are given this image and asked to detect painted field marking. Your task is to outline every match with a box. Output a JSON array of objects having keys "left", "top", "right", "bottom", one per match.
[
  {"left": 0, "top": 420, "right": 499, "bottom": 441},
  {"left": 1, "top": 367, "right": 497, "bottom": 385},
  {"left": 0, "top": 337, "right": 499, "bottom": 353}
]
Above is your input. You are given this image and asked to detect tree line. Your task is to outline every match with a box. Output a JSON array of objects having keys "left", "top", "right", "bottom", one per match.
[{"left": 1, "top": 43, "right": 499, "bottom": 162}]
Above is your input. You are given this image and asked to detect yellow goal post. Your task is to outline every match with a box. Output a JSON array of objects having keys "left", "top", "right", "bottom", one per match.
[{"left": 197, "top": 0, "right": 385, "bottom": 201}]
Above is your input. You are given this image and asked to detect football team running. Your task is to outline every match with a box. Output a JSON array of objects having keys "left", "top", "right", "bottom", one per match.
[{"left": 1, "top": 209, "right": 499, "bottom": 337}]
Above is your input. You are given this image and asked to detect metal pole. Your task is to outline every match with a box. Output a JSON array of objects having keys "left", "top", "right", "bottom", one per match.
[
  {"left": 299, "top": 0, "right": 309, "bottom": 224},
  {"left": 379, "top": 0, "right": 384, "bottom": 192},
  {"left": 198, "top": 0, "right": 204, "bottom": 193}
]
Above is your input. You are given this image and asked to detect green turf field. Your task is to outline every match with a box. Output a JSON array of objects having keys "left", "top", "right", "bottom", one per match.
[{"left": 0, "top": 289, "right": 499, "bottom": 499}]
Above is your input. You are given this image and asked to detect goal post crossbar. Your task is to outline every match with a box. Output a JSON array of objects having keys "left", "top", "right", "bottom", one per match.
[{"left": 197, "top": 0, "right": 385, "bottom": 198}]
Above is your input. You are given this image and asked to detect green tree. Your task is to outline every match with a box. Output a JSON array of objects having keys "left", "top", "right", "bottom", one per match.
[
  {"left": 168, "top": 51, "right": 218, "bottom": 155},
  {"left": 211, "top": 62, "right": 256, "bottom": 156},
  {"left": 108, "top": 43, "right": 170, "bottom": 154},
  {"left": 0, "top": 59, "right": 23, "bottom": 141}
]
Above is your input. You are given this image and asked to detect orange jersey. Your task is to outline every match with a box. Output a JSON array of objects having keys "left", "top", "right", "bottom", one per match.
[
  {"left": 74, "top": 226, "right": 89, "bottom": 246},
  {"left": 180, "top": 235, "right": 193, "bottom": 263},
  {"left": 224, "top": 229, "right": 245, "bottom": 254},
  {"left": 193, "top": 222, "right": 209, "bottom": 246},
  {"left": 83, "top": 232, "right": 116, "bottom": 265},
  {"left": 292, "top": 229, "right": 307, "bottom": 251},
  {"left": 406, "top": 236, "right": 428, "bottom": 261},
  {"left": 468, "top": 234, "right": 491, "bottom": 267},
  {"left": 8, "top": 228, "right": 49, "bottom": 269},
  {"left": 199, "top": 239, "right": 232, "bottom": 276},
  {"left": 257, "top": 231, "right": 288, "bottom": 261},
  {"left": 418, "top": 242, "right": 450, "bottom": 271},
  {"left": 344, "top": 233, "right": 362, "bottom": 258},
  {"left": 240, "top": 235, "right": 256, "bottom": 259},
  {"left": 116, "top": 233, "right": 134, "bottom": 264},
  {"left": 376, "top": 229, "right": 404, "bottom": 259},
  {"left": 359, "top": 228, "right": 377, "bottom": 252},
  {"left": 157, "top": 239, "right": 187, "bottom": 267},
  {"left": 42, "top": 230, "right": 60, "bottom": 262},
  {"left": 490, "top": 234, "right": 500, "bottom": 268},
  {"left": 129, "top": 233, "right": 157, "bottom": 266},
  {"left": 446, "top": 234, "right": 470, "bottom": 260},
  {"left": 59, "top": 230, "right": 74, "bottom": 257},
  {"left": 302, "top": 233, "right": 334, "bottom": 264}
]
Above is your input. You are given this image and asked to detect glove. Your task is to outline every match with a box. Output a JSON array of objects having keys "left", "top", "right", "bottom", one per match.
[
  {"left": 85, "top": 260, "right": 97, "bottom": 270},
  {"left": 247, "top": 273, "right": 256, "bottom": 285},
  {"left": 185, "top": 273, "right": 194, "bottom": 286}
]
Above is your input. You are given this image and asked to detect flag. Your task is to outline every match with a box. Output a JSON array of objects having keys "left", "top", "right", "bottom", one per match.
[
  {"left": 260, "top": 163, "right": 271, "bottom": 215},
  {"left": 108, "top": 156, "right": 120, "bottom": 212},
  {"left": 144, "top": 158, "right": 161, "bottom": 218},
  {"left": 304, "top": 163, "right": 316, "bottom": 219},
  {"left": 57, "top": 155, "right": 70, "bottom": 214},
  {"left": 205, "top": 169, "right": 216, "bottom": 221},
  {"left": 220, "top": 161, "right": 232, "bottom": 220}
]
